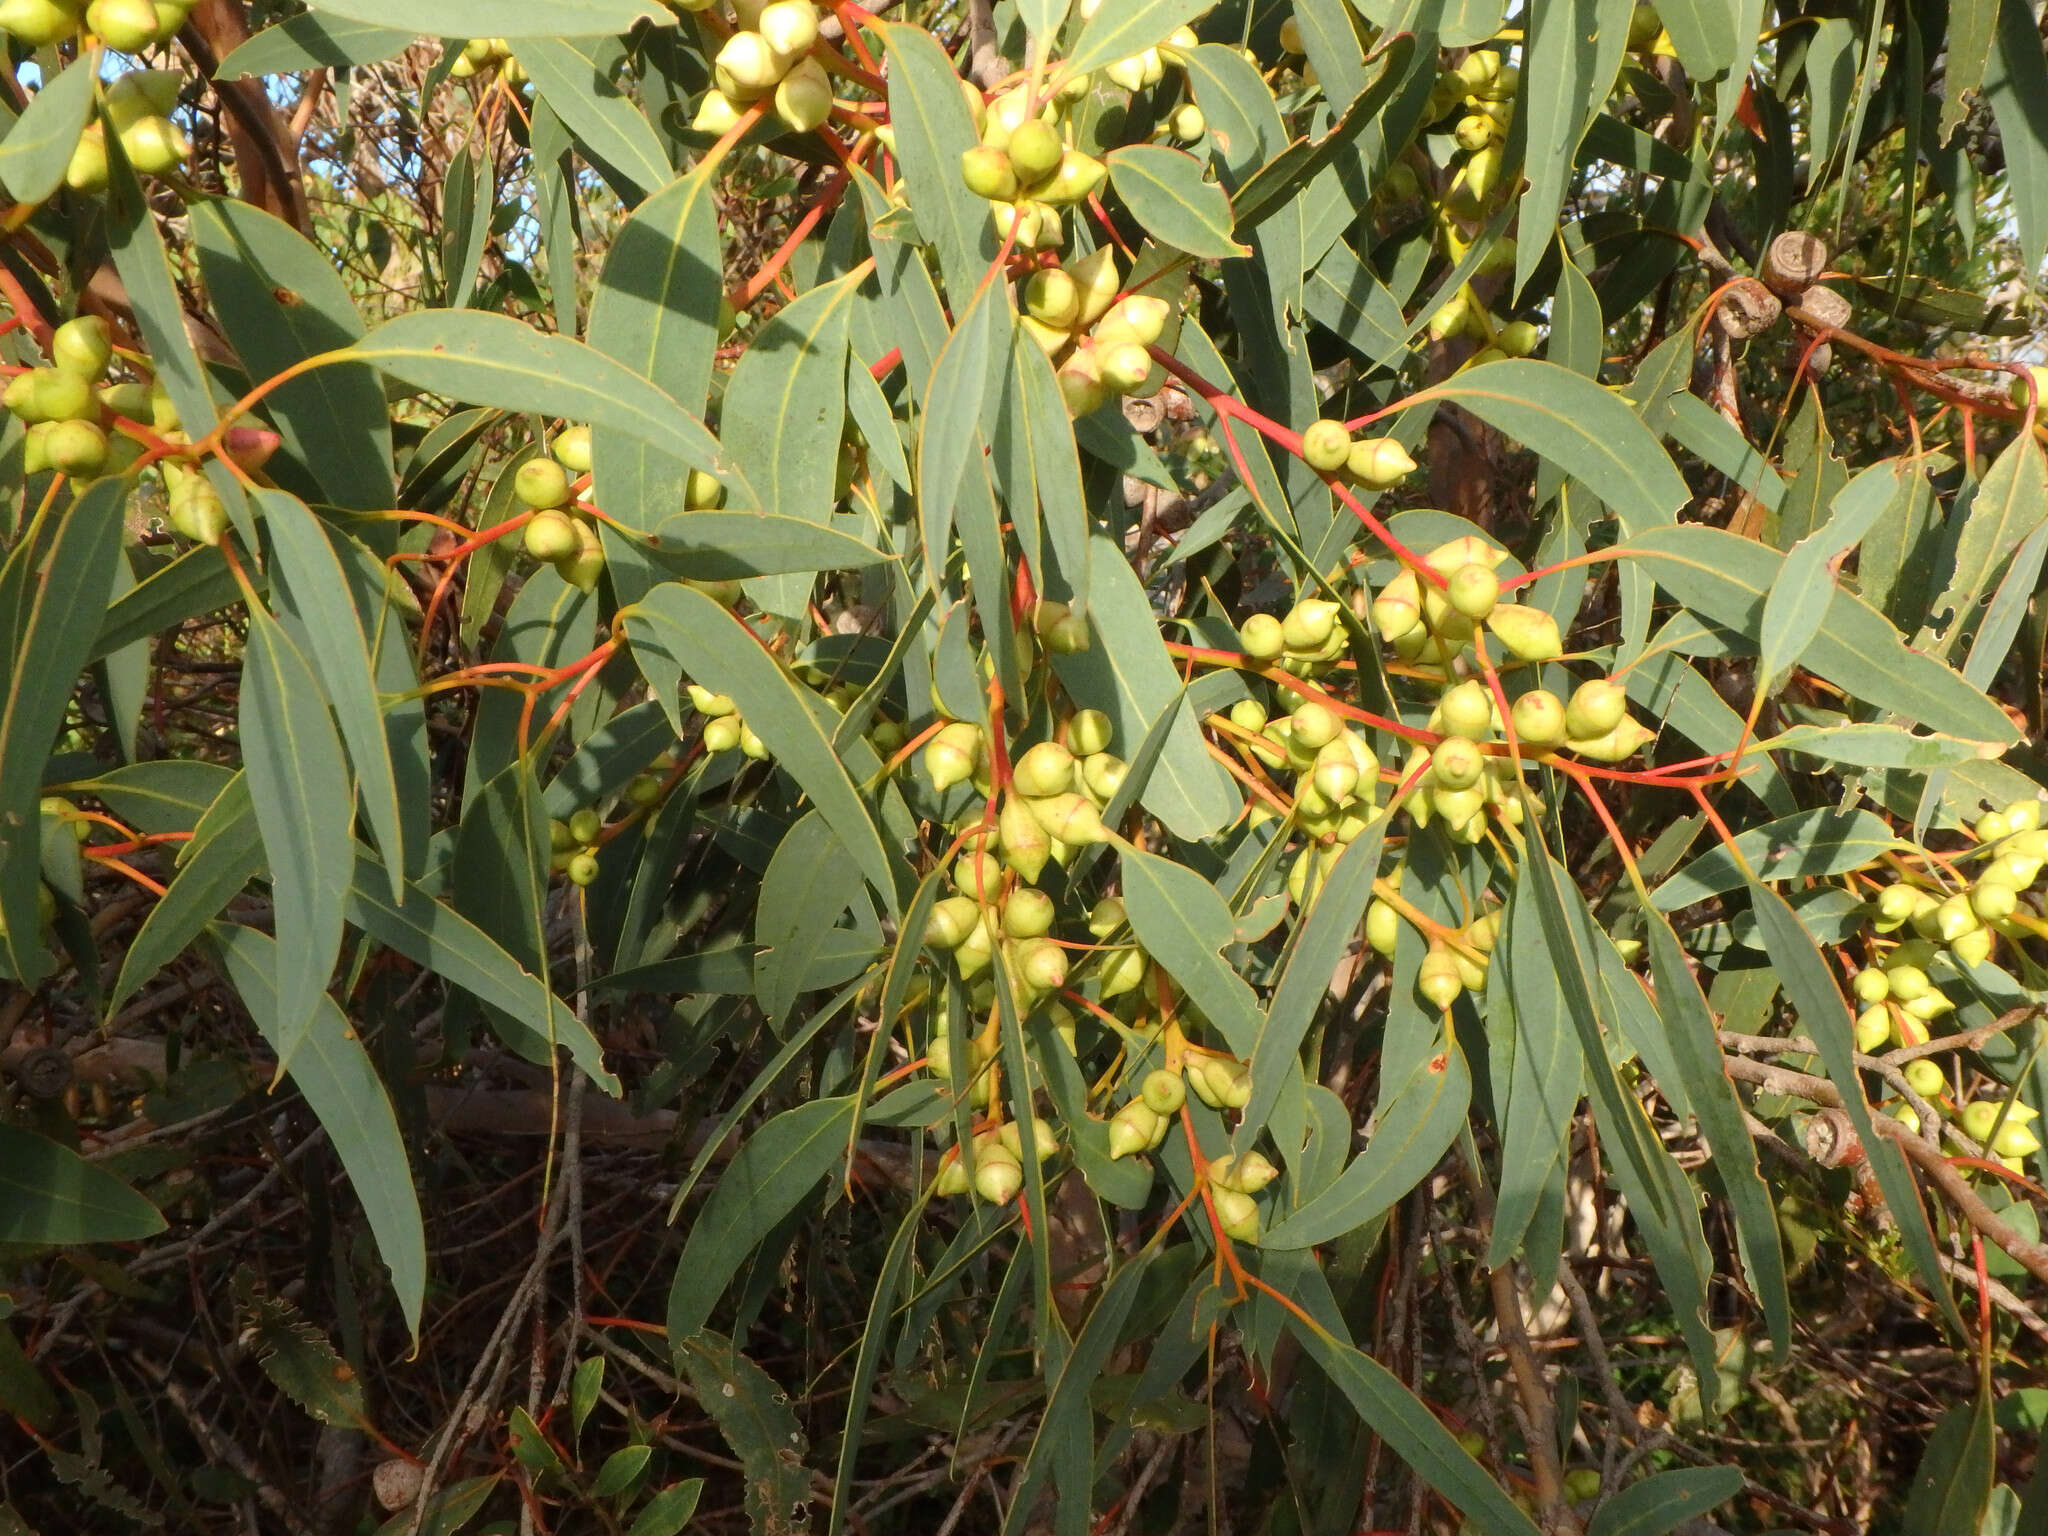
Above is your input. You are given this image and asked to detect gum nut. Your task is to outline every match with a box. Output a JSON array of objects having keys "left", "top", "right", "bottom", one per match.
[
  {"left": 560, "top": 526, "right": 606, "bottom": 593},
  {"left": 1425, "top": 536, "right": 1504, "bottom": 575},
  {"left": 1170, "top": 101, "right": 1205, "bottom": 140},
  {"left": 1509, "top": 689, "right": 1567, "bottom": 749},
  {"left": 1277, "top": 16, "right": 1302, "bottom": 51},
  {"left": 1977, "top": 809, "right": 2013, "bottom": 843},
  {"left": 1952, "top": 928, "right": 1995, "bottom": 967},
  {"left": 1013, "top": 740, "right": 1076, "bottom": 797},
  {"left": 1286, "top": 846, "right": 1321, "bottom": 907},
  {"left": 1496, "top": 320, "right": 1541, "bottom": 357},
  {"left": 933, "top": 1153, "right": 971, "bottom": 1195},
  {"left": 1241, "top": 611, "right": 1287, "bottom": 659},
  {"left": 951, "top": 845, "right": 1003, "bottom": 901},
  {"left": 682, "top": 472, "right": 724, "bottom": 515},
  {"left": 0, "top": 0, "right": 80, "bottom": 44},
  {"left": 1564, "top": 678, "right": 1629, "bottom": 738},
  {"left": 1087, "top": 897, "right": 1126, "bottom": 939},
  {"left": 1486, "top": 604, "right": 1564, "bottom": 662},
  {"left": 2005, "top": 800, "right": 2043, "bottom": 832},
  {"left": 1290, "top": 701, "right": 1340, "bottom": 750},
  {"left": 925, "top": 895, "right": 981, "bottom": 949},
  {"left": 88, "top": 0, "right": 158, "bottom": 49},
  {"left": 1025, "top": 267, "right": 1081, "bottom": 329},
  {"left": 1301, "top": 418, "right": 1353, "bottom": 473},
  {"left": 46, "top": 419, "right": 107, "bottom": 477},
  {"left": 1104, "top": 52, "right": 1147, "bottom": 90},
  {"left": 1428, "top": 292, "right": 1469, "bottom": 339},
  {"left": 2008, "top": 364, "right": 2048, "bottom": 410},
  {"left": 1874, "top": 885, "right": 1920, "bottom": 927},
  {"left": 1082, "top": 753, "right": 1126, "bottom": 803},
  {"left": 2013, "top": 830, "right": 2048, "bottom": 861},
  {"left": 50, "top": 316, "right": 112, "bottom": 382},
  {"left": 1961, "top": 1101, "right": 2001, "bottom": 1143},
  {"left": 1057, "top": 348, "right": 1108, "bottom": 418},
  {"left": 1065, "top": 246, "right": 1122, "bottom": 328},
  {"left": 1996, "top": 1120, "right": 2043, "bottom": 1159},
  {"left": 1991, "top": 853, "right": 2042, "bottom": 887},
  {"left": 691, "top": 82, "right": 747, "bottom": 131},
  {"left": 1446, "top": 562, "right": 1499, "bottom": 619},
  {"left": 563, "top": 850, "right": 600, "bottom": 887},
  {"left": 1067, "top": 708, "right": 1113, "bottom": 757},
  {"left": 1348, "top": 436, "right": 1416, "bottom": 488},
  {"left": 1007, "top": 118, "right": 1063, "bottom": 185},
  {"left": 1372, "top": 571, "right": 1422, "bottom": 641},
  {"left": 1229, "top": 1151, "right": 1280, "bottom": 1193},
  {"left": 120, "top": 115, "right": 192, "bottom": 175},
  {"left": 1429, "top": 735, "right": 1486, "bottom": 791},
  {"left": 1971, "top": 878, "right": 2020, "bottom": 922},
  {"left": 701, "top": 715, "right": 744, "bottom": 754},
  {"left": 1453, "top": 113, "right": 1494, "bottom": 152},
  {"left": 1028, "top": 790, "right": 1109, "bottom": 846},
  {"left": 1438, "top": 679, "right": 1495, "bottom": 740},
  {"left": 522, "top": 508, "right": 580, "bottom": 563},
  {"left": 1366, "top": 899, "right": 1400, "bottom": 957},
  {"left": 758, "top": 0, "right": 818, "bottom": 58},
  {"left": 1097, "top": 341, "right": 1153, "bottom": 395},
  {"left": 13, "top": 368, "right": 90, "bottom": 424},
  {"left": 65, "top": 123, "right": 109, "bottom": 190},
  {"left": 1141, "top": 1067, "right": 1186, "bottom": 1114},
  {"left": 548, "top": 817, "right": 577, "bottom": 854},
  {"left": 1853, "top": 968, "right": 1891, "bottom": 1003},
  {"left": 1461, "top": 142, "right": 1502, "bottom": 202},
  {"left": 953, "top": 918, "right": 997, "bottom": 977},
  {"left": 546, "top": 424, "right": 594, "bottom": 473},
  {"left": 1569, "top": 719, "right": 1656, "bottom": 762},
  {"left": 961, "top": 144, "right": 1019, "bottom": 200},
  {"left": 1094, "top": 294, "right": 1172, "bottom": 350},
  {"left": 1854, "top": 1003, "right": 1891, "bottom": 1053},
  {"left": 974, "top": 1156, "right": 1024, "bottom": 1204},
  {"left": 1453, "top": 951, "right": 1489, "bottom": 992},
  {"left": 513, "top": 456, "right": 572, "bottom": 510},
  {"left": 1231, "top": 699, "right": 1271, "bottom": 736},
  {"left": 1312, "top": 741, "right": 1361, "bottom": 803},
  {"left": 167, "top": 481, "right": 228, "bottom": 544},
  {"left": 1888, "top": 1099, "right": 1922, "bottom": 1137},
  {"left": 1099, "top": 944, "right": 1147, "bottom": 997},
  {"left": 774, "top": 56, "right": 833, "bottom": 132},
  {"left": 1211, "top": 1186, "right": 1260, "bottom": 1242},
  {"left": 1281, "top": 598, "right": 1341, "bottom": 653},
  {"left": 1903, "top": 1058, "right": 1945, "bottom": 1099},
  {"left": 1430, "top": 784, "right": 1488, "bottom": 831},
  {"left": 1002, "top": 886, "right": 1055, "bottom": 939},
  {"left": 1108, "top": 1101, "right": 1159, "bottom": 1158},
  {"left": 687, "top": 684, "right": 736, "bottom": 717},
  {"left": 997, "top": 796, "right": 1050, "bottom": 882},
  {"left": 1418, "top": 948, "right": 1464, "bottom": 1008},
  {"left": 717, "top": 29, "right": 784, "bottom": 98},
  {"left": 1884, "top": 961, "right": 1930, "bottom": 1000},
  {"left": 1012, "top": 935, "right": 1068, "bottom": 993},
  {"left": 1935, "top": 893, "right": 1980, "bottom": 941},
  {"left": 562, "top": 807, "right": 601, "bottom": 846},
  {"left": 925, "top": 721, "right": 983, "bottom": 790},
  {"left": 1902, "top": 991, "right": 1951, "bottom": 1022}
]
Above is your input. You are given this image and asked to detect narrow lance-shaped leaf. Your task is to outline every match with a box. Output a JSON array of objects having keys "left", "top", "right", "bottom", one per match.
[
  {"left": 260, "top": 491, "right": 407, "bottom": 898},
  {"left": 303, "top": 0, "right": 673, "bottom": 34},
  {"left": 350, "top": 310, "right": 729, "bottom": 477},
  {"left": 1107, "top": 145, "right": 1252, "bottom": 261},
  {"left": 667, "top": 1096, "right": 857, "bottom": 1346},
  {"left": 0, "top": 1125, "right": 166, "bottom": 1244},
  {"left": 0, "top": 58, "right": 96, "bottom": 204},
  {"left": 239, "top": 602, "right": 354, "bottom": 1080},
  {"left": 208, "top": 924, "right": 426, "bottom": 1340},
  {"left": 0, "top": 481, "right": 127, "bottom": 983}
]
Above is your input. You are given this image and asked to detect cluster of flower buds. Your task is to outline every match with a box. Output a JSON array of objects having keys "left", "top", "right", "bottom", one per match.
[
  {"left": 1371, "top": 537, "right": 1563, "bottom": 668},
  {"left": 7, "top": 317, "right": 127, "bottom": 482},
  {"left": 1231, "top": 700, "right": 1383, "bottom": 902},
  {"left": 1296, "top": 416, "right": 1421, "bottom": 494},
  {"left": 1426, "top": 289, "right": 1542, "bottom": 367},
  {"left": 1204, "top": 1151, "right": 1278, "bottom": 1242},
  {"left": 1017, "top": 248, "right": 1173, "bottom": 416},
  {"left": 687, "top": 684, "right": 769, "bottom": 760},
  {"left": 547, "top": 808, "right": 607, "bottom": 888},
  {"left": 1869, "top": 801, "right": 2048, "bottom": 971},
  {"left": 958, "top": 80, "right": 1108, "bottom": 254},
  {"left": 1415, "top": 909, "right": 1501, "bottom": 1008},
  {"left": 518, "top": 427, "right": 613, "bottom": 590},
  {"left": 932, "top": 1116, "right": 1059, "bottom": 1202},
  {"left": 448, "top": 37, "right": 525, "bottom": 84},
  {"left": 1961, "top": 1099, "right": 2041, "bottom": 1171},
  {"left": 66, "top": 68, "right": 189, "bottom": 188},
  {"left": 1030, "top": 599, "right": 1090, "bottom": 654},
  {"left": 1421, "top": 49, "right": 1516, "bottom": 218},
  {"left": 695, "top": 0, "right": 834, "bottom": 135},
  {"left": 0, "top": 0, "right": 188, "bottom": 48}
]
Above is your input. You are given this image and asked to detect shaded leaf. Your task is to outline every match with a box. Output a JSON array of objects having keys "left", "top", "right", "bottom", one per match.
[
  {"left": 1586, "top": 1467, "right": 1746, "bottom": 1536},
  {"left": 520, "top": 36, "right": 672, "bottom": 200},
  {"left": 0, "top": 1126, "right": 166, "bottom": 1245},
  {"left": 219, "top": 14, "right": 415, "bottom": 74},
  {"left": 0, "top": 59, "right": 95, "bottom": 204},
  {"left": 228, "top": 1271, "right": 368, "bottom": 1427}
]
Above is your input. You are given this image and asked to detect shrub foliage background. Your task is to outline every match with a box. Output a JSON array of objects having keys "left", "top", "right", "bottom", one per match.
[{"left": 2, "top": 0, "right": 2048, "bottom": 1531}]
